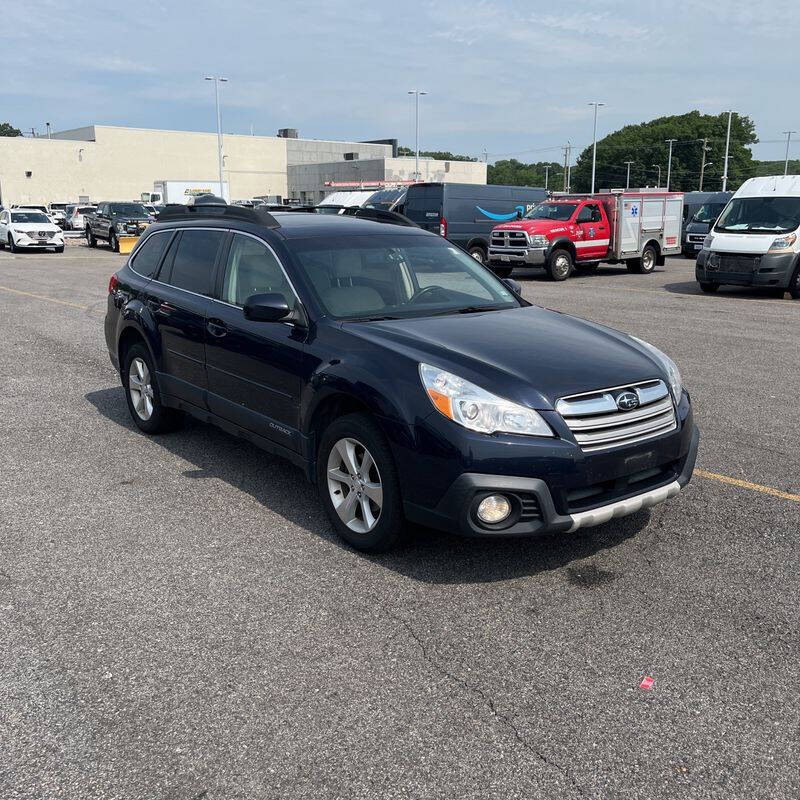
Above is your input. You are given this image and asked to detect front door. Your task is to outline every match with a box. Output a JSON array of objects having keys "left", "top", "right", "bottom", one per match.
[
  {"left": 205, "top": 232, "right": 304, "bottom": 452},
  {"left": 145, "top": 227, "right": 226, "bottom": 407},
  {"left": 574, "top": 203, "right": 609, "bottom": 260}
]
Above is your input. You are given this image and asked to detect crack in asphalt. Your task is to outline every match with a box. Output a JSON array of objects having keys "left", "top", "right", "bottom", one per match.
[{"left": 382, "top": 605, "right": 586, "bottom": 798}]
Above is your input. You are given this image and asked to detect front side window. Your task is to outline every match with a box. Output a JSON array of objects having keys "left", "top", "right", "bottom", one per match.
[
  {"left": 108, "top": 203, "right": 148, "bottom": 217},
  {"left": 691, "top": 202, "right": 726, "bottom": 224},
  {"left": 131, "top": 231, "right": 172, "bottom": 278},
  {"left": 289, "top": 234, "right": 518, "bottom": 320},
  {"left": 163, "top": 229, "right": 225, "bottom": 295},
  {"left": 221, "top": 234, "right": 296, "bottom": 308},
  {"left": 715, "top": 196, "right": 800, "bottom": 234},
  {"left": 525, "top": 203, "right": 578, "bottom": 221}
]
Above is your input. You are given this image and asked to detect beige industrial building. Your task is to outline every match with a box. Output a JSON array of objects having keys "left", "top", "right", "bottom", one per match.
[{"left": 0, "top": 124, "right": 486, "bottom": 208}]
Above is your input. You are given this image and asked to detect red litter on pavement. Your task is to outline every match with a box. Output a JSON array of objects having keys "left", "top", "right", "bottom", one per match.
[{"left": 640, "top": 676, "right": 655, "bottom": 690}]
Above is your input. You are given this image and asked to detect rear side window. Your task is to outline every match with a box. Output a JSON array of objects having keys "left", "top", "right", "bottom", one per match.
[
  {"left": 163, "top": 229, "right": 225, "bottom": 295},
  {"left": 130, "top": 231, "right": 172, "bottom": 278}
]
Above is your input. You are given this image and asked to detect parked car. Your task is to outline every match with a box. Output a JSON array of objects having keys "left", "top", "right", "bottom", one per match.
[
  {"left": 696, "top": 175, "right": 800, "bottom": 298},
  {"left": 0, "top": 208, "right": 65, "bottom": 252},
  {"left": 66, "top": 205, "right": 97, "bottom": 231},
  {"left": 488, "top": 190, "right": 684, "bottom": 279},
  {"left": 682, "top": 192, "right": 732, "bottom": 257},
  {"left": 86, "top": 202, "right": 152, "bottom": 252},
  {"left": 404, "top": 182, "right": 548, "bottom": 265},
  {"left": 48, "top": 204, "right": 68, "bottom": 228},
  {"left": 104, "top": 201, "right": 698, "bottom": 552}
]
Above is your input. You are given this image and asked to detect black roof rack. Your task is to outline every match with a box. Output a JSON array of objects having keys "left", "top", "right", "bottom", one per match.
[
  {"left": 342, "top": 207, "right": 419, "bottom": 227},
  {"left": 156, "top": 201, "right": 280, "bottom": 229}
]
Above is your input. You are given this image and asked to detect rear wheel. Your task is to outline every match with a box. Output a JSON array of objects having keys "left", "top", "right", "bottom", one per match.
[
  {"left": 627, "top": 244, "right": 657, "bottom": 274},
  {"left": 468, "top": 246, "right": 487, "bottom": 265},
  {"left": 86, "top": 228, "right": 97, "bottom": 248},
  {"left": 122, "top": 343, "right": 182, "bottom": 434},
  {"left": 546, "top": 249, "right": 573, "bottom": 281},
  {"left": 317, "top": 413, "right": 404, "bottom": 553},
  {"left": 699, "top": 281, "right": 719, "bottom": 293}
]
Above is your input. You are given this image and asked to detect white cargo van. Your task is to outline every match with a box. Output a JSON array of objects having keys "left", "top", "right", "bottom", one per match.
[{"left": 696, "top": 175, "right": 800, "bottom": 298}]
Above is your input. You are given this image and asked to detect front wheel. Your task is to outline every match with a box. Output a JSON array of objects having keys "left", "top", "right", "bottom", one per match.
[
  {"left": 546, "top": 249, "right": 573, "bottom": 281},
  {"left": 55, "top": 246, "right": 64, "bottom": 254},
  {"left": 317, "top": 413, "right": 405, "bottom": 553},
  {"left": 8, "top": 235, "right": 18, "bottom": 254},
  {"left": 86, "top": 228, "right": 97, "bottom": 248},
  {"left": 109, "top": 231, "right": 119, "bottom": 252},
  {"left": 699, "top": 281, "right": 719, "bottom": 294},
  {"left": 789, "top": 267, "right": 800, "bottom": 300},
  {"left": 469, "top": 246, "right": 487, "bottom": 265}
]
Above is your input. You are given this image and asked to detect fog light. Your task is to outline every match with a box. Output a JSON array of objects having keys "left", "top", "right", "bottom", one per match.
[{"left": 476, "top": 494, "right": 511, "bottom": 524}]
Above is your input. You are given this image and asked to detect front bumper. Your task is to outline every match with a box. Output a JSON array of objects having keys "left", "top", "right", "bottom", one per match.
[
  {"left": 14, "top": 235, "right": 64, "bottom": 248},
  {"left": 696, "top": 249, "right": 796, "bottom": 288},
  {"left": 403, "top": 423, "right": 698, "bottom": 538},
  {"left": 488, "top": 246, "right": 547, "bottom": 266}
]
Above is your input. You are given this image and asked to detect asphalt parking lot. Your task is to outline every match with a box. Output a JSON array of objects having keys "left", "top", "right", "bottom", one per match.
[{"left": 1, "top": 242, "right": 798, "bottom": 800}]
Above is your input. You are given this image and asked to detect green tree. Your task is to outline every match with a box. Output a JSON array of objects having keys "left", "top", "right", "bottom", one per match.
[
  {"left": 488, "top": 159, "right": 561, "bottom": 188},
  {"left": 0, "top": 122, "right": 22, "bottom": 137},
  {"left": 569, "top": 111, "right": 758, "bottom": 192},
  {"left": 752, "top": 159, "right": 800, "bottom": 177},
  {"left": 398, "top": 145, "right": 477, "bottom": 162}
]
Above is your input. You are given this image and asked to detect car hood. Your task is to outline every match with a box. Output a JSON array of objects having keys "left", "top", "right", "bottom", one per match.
[
  {"left": 708, "top": 230, "right": 795, "bottom": 255},
  {"left": 342, "top": 305, "right": 665, "bottom": 409},
  {"left": 492, "top": 219, "right": 574, "bottom": 237}
]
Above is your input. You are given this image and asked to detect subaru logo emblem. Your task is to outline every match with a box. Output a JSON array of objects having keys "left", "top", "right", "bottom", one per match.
[{"left": 616, "top": 391, "right": 640, "bottom": 411}]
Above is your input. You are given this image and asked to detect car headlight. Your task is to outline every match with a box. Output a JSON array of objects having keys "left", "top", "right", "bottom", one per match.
[
  {"left": 703, "top": 234, "right": 714, "bottom": 249},
  {"left": 528, "top": 234, "right": 549, "bottom": 248},
  {"left": 13, "top": 228, "right": 30, "bottom": 235},
  {"left": 630, "top": 337, "right": 683, "bottom": 402},
  {"left": 769, "top": 232, "right": 797, "bottom": 251},
  {"left": 419, "top": 363, "right": 553, "bottom": 437}
]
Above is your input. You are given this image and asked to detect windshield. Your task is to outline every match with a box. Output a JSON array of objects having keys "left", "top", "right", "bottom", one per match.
[
  {"left": 691, "top": 202, "right": 726, "bottom": 224},
  {"left": 109, "top": 203, "right": 148, "bottom": 216},
  {"left": 11, "top": 212, "right": 51, "bottom": 223},
  {"left": 715, "top": 196, "right": 800, "bottom": 234},
  {"left": 524, "top": 202, "right": 577, "bottom": 221},
  {"left": 289, "top": 234, "right": 519, "bottom": 320}
]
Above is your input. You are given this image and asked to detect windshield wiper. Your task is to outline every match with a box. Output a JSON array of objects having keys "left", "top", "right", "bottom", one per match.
[
  {"left": 429, "top": 305, "right": 504, "bottom": 316},
  {"left": 358, "top": 314, "right": 401, "bottom": 321}
]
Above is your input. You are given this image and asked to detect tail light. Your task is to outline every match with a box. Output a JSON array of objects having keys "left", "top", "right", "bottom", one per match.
[
  {"left": 439, "top": 217, "right": 447, "bottom": 237},
  {"left": 108, "top": 274, "right": 119, "bottom": 294}
]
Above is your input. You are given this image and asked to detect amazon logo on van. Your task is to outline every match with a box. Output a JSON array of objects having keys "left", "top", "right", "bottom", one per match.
[{"left": 476, "top": 205, "right": 526, "bottom": 221}]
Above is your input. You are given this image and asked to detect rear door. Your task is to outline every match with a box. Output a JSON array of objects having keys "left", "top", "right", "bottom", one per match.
[
  {"left": 205, "top": 232, "right": 304, "bottom": 451},
  {"left": 145, "top": 227, "right": 226, "bottom": 407},
  {"left": 404, "top": 185, "right": 444, "bottom": 233}
]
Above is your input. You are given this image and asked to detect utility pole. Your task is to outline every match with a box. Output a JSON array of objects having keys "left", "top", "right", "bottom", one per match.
[
  {"left": 204, "top": 76, "right": 228, "bottom": 199},
  {"left": 665, "top": 139, "right": 677, "bottom": 190},
  {"left": 589, "top": 101, "right": 605, "bottom": 193},
  {"left": 782, "top": 131, "right": 797, "bottom": 175},
  {"left": 698, "top": 138, "right": 710, "bottom": 191},
  {"left": 408, "top": 90, "right": 428, "bottom": 182},
  {"left": 721, "top": 111, "right": 732, "bottom": 192},
  {"left": 563, "top": 144, "right": 569, "bottom": 192},
  {"left": 624, "top": 160, "right": 634, "bottom": 189}
]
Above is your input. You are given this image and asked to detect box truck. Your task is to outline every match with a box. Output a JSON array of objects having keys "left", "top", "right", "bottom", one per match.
[{"left": 141, "top": 180, "right": 230, "bottom": 206}]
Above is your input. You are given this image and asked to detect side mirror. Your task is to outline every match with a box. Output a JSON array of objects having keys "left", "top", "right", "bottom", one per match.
[
  {"left": 243, "top": 292, "right": 292, "bottom": 322},
  {"left": 502, "top": 278, "right": 522, "bottom": 295}
]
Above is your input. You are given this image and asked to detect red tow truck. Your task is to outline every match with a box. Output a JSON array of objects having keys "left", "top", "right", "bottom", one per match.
[{"left": 487, "top": 189, "right": 684, "bottom": 280}]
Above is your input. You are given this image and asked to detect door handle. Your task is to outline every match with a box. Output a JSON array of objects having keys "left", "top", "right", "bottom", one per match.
[
  {"left": 147, "top": 300, "right": 174, "bottom": 316},
  {"left": 207, "top": 319, "right": 228, "bottom": 338}
]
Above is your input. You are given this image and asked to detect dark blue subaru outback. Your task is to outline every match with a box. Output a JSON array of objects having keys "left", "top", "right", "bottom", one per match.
[{"left": 104, "top": 201, "right": 699, "bottom": 552}]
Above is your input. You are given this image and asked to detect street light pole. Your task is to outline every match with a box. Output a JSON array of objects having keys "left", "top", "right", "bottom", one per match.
[
  {"left": 408, "top": 90, "right": 428, "bottom": 182},
  {"left": 721, "top": 111, "right": 732, "bottom": 192},
  {"left": 205, "top": 76, "right": 228, "bottom": 199},
  {"left": 544, "top": 164, "right": 550, "bottom": 190},
  {"left": 665, "top": 139, "right": 677, "bottom": 190},
  {"left": 782, "top": 131, "right": 797, "bottom": 175},
  {"left": 624, "top": 160, "right": 634, "bottom": 189},
  {"left": 652, "top": 164, "right": 661, "bottom": 186},
  {"left": 589, "top": 102, "right": 605, "bottom": 194}
]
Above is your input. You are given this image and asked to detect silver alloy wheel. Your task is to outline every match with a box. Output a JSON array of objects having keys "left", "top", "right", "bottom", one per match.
[
  {"left": 553, "top": 253, "right": 571, "bottom": 278},
  {"left": 470, "top": 249, "right": 484, "bottom": 263},
  {"left": 128, "top": 357, "right": 155, "bottom": 420},
  {"left": 326, "top": 437, "right": 383, "bottom": 534},
  {"left": 642, "top": 248, "right": 655, "bottom": 271}
]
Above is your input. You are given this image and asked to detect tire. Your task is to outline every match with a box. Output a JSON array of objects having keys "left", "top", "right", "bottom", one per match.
[
  {"left": 627, "top": 244, "right": 657, "bottom": 274},
  {"left": 316, "top": 413, "right": 405, "bottom": 553},
  {"left": 122, "top": 343, "right": 183, "bottom": 434},
  {"left": 8, "top": 235, "right": 17, "bottom": 254},
  {"left": 109, "top": 231, "right": 119, "bottom": 253},
  {"left": 546, "top": 248, "right": 573, "bottom": 281},
  {"left": 87, "top": 228, "right": 97, "bottom": 248},
  {"left": 789, "top": 266, "right": 800, "bottom": 300},
  {"left": 699, "top": 281, "right": 719, "bottom": 293},
  {"left": 55, "top": 246, "right": 64, "bottom": 254},
  {"left": 469, "top": 246, "right": 487, "bottom": 265},
  {"left": 490, "top": 265, "right": 512, "bottom": 278}
]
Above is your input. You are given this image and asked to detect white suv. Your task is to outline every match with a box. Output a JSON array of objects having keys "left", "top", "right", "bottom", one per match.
[{"left": 0, "top": 208, "right": 65, "bottom": 253}]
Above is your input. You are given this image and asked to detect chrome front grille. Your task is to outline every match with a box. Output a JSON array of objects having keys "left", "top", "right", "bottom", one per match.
[
  {"left": 688, "top": 234, "right": 705, "bottom": 242},
  {"left": 556, "top": 380, "right": 677, "bottom": 452},
  {"left": 490, "top": 230, "right": 528, "bottom": 249}
]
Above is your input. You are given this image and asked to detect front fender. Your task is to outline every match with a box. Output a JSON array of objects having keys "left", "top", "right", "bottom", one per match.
[{"left": 546, "top": 237, "right": 576, "bottom": 261}]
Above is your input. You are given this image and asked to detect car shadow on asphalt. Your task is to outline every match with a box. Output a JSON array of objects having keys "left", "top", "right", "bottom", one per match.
[
  {"left": 86, "top": 387, "right": 649, "bottom": 585},
  {"left": 663, "top": 280, "right": 789, "bottom": 300},
  {"left": 509, "top": 266, "right": 647, "bottom": 282}
]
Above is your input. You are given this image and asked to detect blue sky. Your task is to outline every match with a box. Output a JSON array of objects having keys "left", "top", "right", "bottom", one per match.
[{"left": 3, "top": 0, "right": 798, "bottom": 163}]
